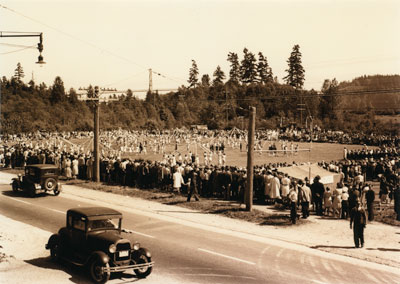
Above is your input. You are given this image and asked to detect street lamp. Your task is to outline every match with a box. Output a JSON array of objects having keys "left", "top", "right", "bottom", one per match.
[{"left": 0, "top": 31, "right": 46, "bottom": 65}]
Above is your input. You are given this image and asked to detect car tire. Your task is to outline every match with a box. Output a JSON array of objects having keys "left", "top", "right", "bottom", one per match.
[
  {"left": 133, "top": 255, "right": 152, "bottom": 278},
  {"left": 89, "top": 259, "right": 110, "bottom": 284},
  {"left": 12, "top": 180, "right": 19, "bottom": 193},
  {"left": 43, "top": 178, "right": 57, "bottom": 191},
  {"left": 50, "top": 240, "right": 61, "bottom": 262},
  {"left": 29, "top": 184, "right": 36, "bottom": 198},
  {"left": 53, "top": 187, "right": 60, "bottom": 196}
]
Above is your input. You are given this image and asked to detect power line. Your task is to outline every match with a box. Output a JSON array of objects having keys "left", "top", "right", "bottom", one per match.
[{"left": 0, "top": 4, "right": 185, "bottom": 86}]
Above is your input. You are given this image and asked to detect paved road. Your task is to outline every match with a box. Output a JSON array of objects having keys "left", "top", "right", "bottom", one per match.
[{"left": 0, "top": 184, "right": 399, "bottom": 284}]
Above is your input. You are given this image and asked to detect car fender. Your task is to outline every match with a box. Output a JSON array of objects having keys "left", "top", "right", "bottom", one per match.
[
  {"left": 87, "top": 251, "right": 110, "bottom": 266},
  {"left": 11, "top": 178, "right": 21, "bottom": 185},
  {"left": 132, "top": 247, "right": 151, "bottom": 259},
  {"left": 46, "top": 234, "right": 59, "bottom": 250}
]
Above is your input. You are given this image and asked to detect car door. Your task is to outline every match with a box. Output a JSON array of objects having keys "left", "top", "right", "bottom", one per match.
[{"left": 69, "top": 215, "right": 88, "bottom": 262}]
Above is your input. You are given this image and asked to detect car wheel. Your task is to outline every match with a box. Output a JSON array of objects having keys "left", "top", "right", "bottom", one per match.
[
  {"left": 12, "top": 180, "right": 19, "bottom": 193},
  {"left": 29, "top": 184, "right": 36, "bottom": 198},
  {"left": 43, "top": 178, "right": 57, "bottom": 191},
  {"left": 50, "top": 241, "right": 61, "bottom": 262},
  {"left": 53, "top": 187, "right": 60, "bottom": 196},
  {"left": 133, "top": 255, "right": 152, "bottom": 278},
  {"left": 89, "top": 259, "right": 110, "bottom": 284}
]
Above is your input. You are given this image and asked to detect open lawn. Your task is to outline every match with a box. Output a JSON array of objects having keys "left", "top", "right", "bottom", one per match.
[{"left": 68, "top": 138, "right": 373, "bottom": 167}]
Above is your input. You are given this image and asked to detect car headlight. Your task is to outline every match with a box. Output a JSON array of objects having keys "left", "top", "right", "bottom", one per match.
[
  {"left": 109, "top": 244, "right": 117, "bottom": 253},
  {"left": 133, "top": 243, "right": 140, "bottom": 250}
]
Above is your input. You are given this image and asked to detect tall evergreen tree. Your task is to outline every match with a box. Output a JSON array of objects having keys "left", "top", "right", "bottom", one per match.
[
  {"left": 14, "top": 62, "right": 25, "bottom": 82},
  {"left": 201, "top": 74, "right": 211, "bottom": 87},
  {"left": 212, "top": 65, "right": 225, "bottom": 86},
  {"left": 283, "top": 44, "right": 305, "bottom": 89},
  {"left": 257, "top": 52, "right": 272, "bottom": 84},
  {"left": 240, "top": 48, "right": 257, "bottom": 84},
  {"left": 227, "top": 52, "right": 240, "bottom": 84},
  {"left": 188, "top": 59, "right": 199, "bottom": 88},
  {"left": 50, "top": 76, "right": 65, "bottom": 104}
]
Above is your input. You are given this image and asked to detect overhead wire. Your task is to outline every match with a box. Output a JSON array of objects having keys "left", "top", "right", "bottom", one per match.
[{"left": 0, "top": 4, "right": 185, "bottom": 86}]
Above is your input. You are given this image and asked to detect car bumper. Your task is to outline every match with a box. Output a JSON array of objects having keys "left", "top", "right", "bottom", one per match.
[{"left": 102, "top": 261, "right": 154, "bottom": 273}]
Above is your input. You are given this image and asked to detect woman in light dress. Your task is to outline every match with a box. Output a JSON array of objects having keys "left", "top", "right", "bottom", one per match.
[{"left": 323, "top": 187, "right": 333, "bottom": 216}]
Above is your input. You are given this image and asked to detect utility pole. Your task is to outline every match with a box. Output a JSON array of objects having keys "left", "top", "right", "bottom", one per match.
[
  {"left": 245, "top": 106, "right": 256, "bottom": 211},
  {"left": 93, "top": 86, "right": 100, "bottom": 182},
  {"left": 148, "top": 69, "right": 153, "bottom": 93}
]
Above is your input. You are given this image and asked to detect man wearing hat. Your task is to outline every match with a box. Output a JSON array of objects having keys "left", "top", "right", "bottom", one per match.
[
  {"left": 350, "top": 198, "right": 367, "bottom": 248},
  {"left": 311, "top": 175, "right": 324, "bottom": 216}
]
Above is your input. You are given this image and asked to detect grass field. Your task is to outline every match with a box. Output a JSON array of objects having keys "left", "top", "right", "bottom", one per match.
[{"left": 68, "top": 138, "right": 372, "bottom": 167}]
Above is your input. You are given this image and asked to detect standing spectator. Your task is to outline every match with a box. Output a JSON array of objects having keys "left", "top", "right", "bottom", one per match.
[
  {"left": 187, "top": 170, "right": 200, "bottom": 202},
  {"left": 173, "top": 167, "right": 185, "bottom": 193},
  {"left": 365, "top": 184, "right": 375, "bottom": 221},
  {"left": 72, "top": 156, "right": 79, "bottom": 179},
  {"left": 288, "top": 186, "right": 298, "bottom": 224},
  {"left": 332, "top": 184, "right": 342, "bottom": 218},
  {"left": 323, "top": 187, "right": 333, "bottom": 216},
  {"left": 350, "top": 199, "right": 367, "bottom": 248},
  {"left": 270, "top": 172, "right": 281, "bottom": 201},
  {"left": 311, "top": 175, "right": 324, "bottom": 216},
  {"left": 341, "top": 187, "right": 350, "bottom": 219},
  {"left": 299, "top": 180, "right": 312, "bottom": 219},
  {"left": 281, "top": 173, "right": 291, "bottom": 197},
  {"left": 394, "top": 185, "right": 400, "bottom": 221}
]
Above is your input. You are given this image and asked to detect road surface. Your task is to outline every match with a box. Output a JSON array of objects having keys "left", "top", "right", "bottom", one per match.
[{"left": 0, "top": 183, "right": 399, "bottom": 284}]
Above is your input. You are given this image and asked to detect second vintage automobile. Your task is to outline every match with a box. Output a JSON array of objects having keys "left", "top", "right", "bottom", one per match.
[
  {"left": 11, "top": 164, "right": 62, "bottom": 197},
  {"left": 46, "top": 207, "right": 154, "bottom": 283}
]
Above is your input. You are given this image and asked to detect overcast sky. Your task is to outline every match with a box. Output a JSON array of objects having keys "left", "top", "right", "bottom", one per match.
[{"left": 1, "top": 0, "right": 399, "bottom": 94}]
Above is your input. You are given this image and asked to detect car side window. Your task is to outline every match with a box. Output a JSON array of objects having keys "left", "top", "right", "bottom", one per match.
[{"left": 72, "top": 216, "right": 86, "bottom": 231}]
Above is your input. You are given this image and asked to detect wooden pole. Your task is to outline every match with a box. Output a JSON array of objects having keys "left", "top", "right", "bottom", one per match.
[
  {"left": 93, "top": 87, "right": 100, "bottom": 182},
  {"left": 246, "top": 106, "right": 256, "bottom": 211}
]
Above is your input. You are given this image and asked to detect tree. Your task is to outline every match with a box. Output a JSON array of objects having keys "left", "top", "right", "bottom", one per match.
[
  {"left": 320, "top": 78, "right": 341, "bottom": 120},
  {"left": 257, "top": 52, "right": 273, "bottom": 84},
  {"left": 201, "top": 74, "right": 211, "bottom": 87},
  {"left": 212, "top": 65, "right": 225, "bottom": 86},
  {"left": 283, "top": 44, "right": 305, "bottom": 89},
  {"left": 50, "top": 76, "right": 65, "bottom": 104},
  {"left": 188, "top": 59, "right": 199, "bottom": 88},
  {"left": 240, "top": 48, "right": 257, "bottom": 84},
  {"left": 227, "top": 52, "right": 241, "bottom": 84},
  {"left": 14, "top": 62, "right": 25, "bottom": 82}
]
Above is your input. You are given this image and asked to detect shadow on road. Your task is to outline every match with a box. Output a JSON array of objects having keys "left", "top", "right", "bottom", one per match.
[
  {"left": 310, "top": 245, "right": 356, "bottom": 249},
  {"left": 25, "top": 256, "right": 142, "bottom": 284},
  {"left": 366, "top": 247, "right": 400, "bottom": 252},
  {"left": 1, "top": 189, "right": 55, "bottom": 199}
]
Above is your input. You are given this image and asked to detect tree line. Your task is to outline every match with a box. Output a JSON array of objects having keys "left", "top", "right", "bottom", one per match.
[{"left": 1, "top": 45, "right": 399, "bottom": 135}]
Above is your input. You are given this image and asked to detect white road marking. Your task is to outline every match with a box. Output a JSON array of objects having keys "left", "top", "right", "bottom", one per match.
[
  {"left": 276, "top": 248, "right": 284, "bottom": 258},
  {"left": 182, "top": 274, "right": 256, "bottom": 280},
  {"left": 49, "top": 208, "right": 65, "bottom": 215},
  {"left": 312, "top": 280, "right": 330, "bottom": 284},
  {"left": 321, "top": 260, "right": 333, "bottom": 272},
  {"left": 4, "top": 196, "right": 32, "bottom": 205},
  {"left": 362, "top": 269, "right": 384, "bottom": 284},
  {"left": 198, "top": 248, "right": 256, "bottom": 265},
  {"left": 129, "top": 230, "right": 155, "bottom": 239}
]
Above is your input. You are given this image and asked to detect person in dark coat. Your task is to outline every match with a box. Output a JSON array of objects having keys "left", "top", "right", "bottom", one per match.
[
  {"left": 365, "top": 184, "right": 375, "bottom": 221},
  {"left": 187, "top": 169, "right": 200, "bottom": 202},
  {"left": 394, "top": 185, "right": 400, "bottom": 221},
  {"left": 311, "top": 175, "right": 324, "bottom": 216},
  {"left": 350, "top": 199, "right": 367, "bottom": 248}
]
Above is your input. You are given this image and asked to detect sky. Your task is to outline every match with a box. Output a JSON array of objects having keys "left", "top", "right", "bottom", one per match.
[{"left": 1, "top": 0, "right": 400, "bottom": 96}]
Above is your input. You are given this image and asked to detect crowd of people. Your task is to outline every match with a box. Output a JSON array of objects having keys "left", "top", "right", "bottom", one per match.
[{"left": 1, "top": 128, "right": 399, "bottom": 224}]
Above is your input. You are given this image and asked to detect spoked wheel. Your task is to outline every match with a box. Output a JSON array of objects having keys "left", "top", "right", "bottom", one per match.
[
  {"left": 133, "top": 254, "right": 152, "bottom": 278},
  {"left": 43, "top": 178, "right": 57, "bottom": 191},
  {"left": 90, "top": 259, "right": 110, "bottom": 284}
]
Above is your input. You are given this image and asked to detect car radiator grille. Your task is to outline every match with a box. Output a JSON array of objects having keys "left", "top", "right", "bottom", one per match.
[{"left": 115, "top": 242, "right": 131, "bottom": 261}]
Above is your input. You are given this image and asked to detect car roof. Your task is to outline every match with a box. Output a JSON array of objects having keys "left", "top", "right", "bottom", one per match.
[
  {"left": 67, "top": 207, "right": 122, "bottom": 217},
  {"left": 26, "top": 164, "right": 59, "bottom": 170}
]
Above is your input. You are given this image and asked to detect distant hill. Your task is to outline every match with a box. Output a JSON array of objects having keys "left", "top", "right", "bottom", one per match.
[{"left": 338, "top": 75, "right": 400, "bottom": 113}]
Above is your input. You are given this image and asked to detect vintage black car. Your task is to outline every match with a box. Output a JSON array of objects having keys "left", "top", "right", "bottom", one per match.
[
  {"left": 46, "top": 207, "right": 153, "bottom": 283},
  {"left": 11, "top": 164, "right": 62, "bottom": 197}
]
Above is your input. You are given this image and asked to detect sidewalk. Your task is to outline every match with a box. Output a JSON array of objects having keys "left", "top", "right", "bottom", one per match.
[{"left": 1, "top": 172, "right": 399, "bottom": 270}]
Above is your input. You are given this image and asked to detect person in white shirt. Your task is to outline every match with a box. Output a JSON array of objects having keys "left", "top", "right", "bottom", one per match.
[{"left": 173, "top": 168, "right": 185, "bottom": 193}]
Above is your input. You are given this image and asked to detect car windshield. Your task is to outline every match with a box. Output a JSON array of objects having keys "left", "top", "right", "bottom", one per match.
[{"left": 88, "top": 218, "right": 120, "bottom": 231}]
